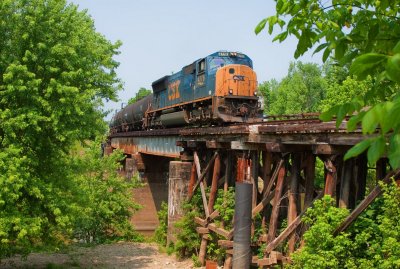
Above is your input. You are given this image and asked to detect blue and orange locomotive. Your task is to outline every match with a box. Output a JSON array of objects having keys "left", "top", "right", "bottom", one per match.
[{"left": 110, "top": 51, "right": 262, "bottom": 132}]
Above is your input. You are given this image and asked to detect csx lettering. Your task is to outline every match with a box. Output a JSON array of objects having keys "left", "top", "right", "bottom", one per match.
[
  {"left": 168, "top": 80, "right": 181, "bottom": 101},
  {"left": 233, "top": 75, "right": 245, "bottom": 81}
]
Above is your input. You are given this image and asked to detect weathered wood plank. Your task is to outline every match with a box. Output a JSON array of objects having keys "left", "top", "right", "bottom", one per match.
[
  {"left": 264, "top": 191, "right": 324, "bottom": 254},
  {"left": 324, "top": 158, "right": 337, "bottom": 196},
  {"left": 288, "top": 153, "right": 300, "bottom": 254},
  {"left": 252, "top": 190, "right": 275, "bottom": 219},
  {"left": 188, "top": 151, "right": 218, "bottom": 200},
  {"left": 188, "top": 162, "right": 197, "bottom": 197},
  {"left": 267, "top": 160, "right": 286, "bottom": 243},
  {"left": 208, "top": 223, "right": 231, "bottom": 239},
  {"left": 196, "top": 227, "right": 209, "bottom": 234},
  {"left": 218, "top": 240, "right": 233, "bottom": 248},
  {"left": 208, "top": 154, "right": 221, "bottom": 213},
  {"left": 194, "top": 217, "right": 207, "bottom": 227}
]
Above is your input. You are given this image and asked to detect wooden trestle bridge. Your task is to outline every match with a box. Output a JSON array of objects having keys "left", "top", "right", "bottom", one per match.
[{"left": 106, "top": 114, "right": 399, "bottom": 268}]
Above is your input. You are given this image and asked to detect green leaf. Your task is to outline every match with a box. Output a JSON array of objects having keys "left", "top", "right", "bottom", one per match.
[
  {"left": 393, "top": 41, "right": 400, "bottom": 54},
  {"left": 350, "top": 53, "right": 387, "bottom": 80},
  {"left": 335, "top": 41, "right": 346, "bottom": 60},
  {"left": 386, "top": 54, "right": 400, "bottom": 83},
  {"left": 386, "top": 99, "right": 400, "bottom": 133},
  {"left": 344, "top": 138, "right": 373, "bottom": 160},
  {"left": 320, "top": 105, "right": 339, "bottom": 122},
  {"left": 380, "top": 101, "right": 394, "bottom": 134},
  {"left": 361, "top": 106, "right": 379, "bottom": 134},
  {"left": 388, "top": 134, "right": 400, "bottom": 169},
  {"left": 313, "top": 43, "right": 328, "bottom": 55},
  {"left": 347, "top": 111, "right": 366, "bottom": 132},
  {"left": 367, "top": 23, "right": 379, "bottom": 41},
  {"left": 272, "top": 31, "right": 288, "bottom": 42},
  {"left": 367, "top": 136, "right": 386, "bottom": 165},
  {"left": 322, "top": 46, "right": 331, "bottom": 62},
  {"left": 336, "top": 104, "right": 349, "bottom": 128},
  {"left": 255, "top": 18, "right": 267, "bottom": 35},
  {"left": 268, "top": 16, "right": 278, "bottom": 34}
]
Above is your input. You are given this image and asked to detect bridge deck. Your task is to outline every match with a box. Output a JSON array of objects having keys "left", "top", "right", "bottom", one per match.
[{"left": 109, "top": 118, "right": 366, "bottom": 157}]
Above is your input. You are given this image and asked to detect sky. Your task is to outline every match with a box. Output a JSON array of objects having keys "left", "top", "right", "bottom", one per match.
[{"left": 68, "top": 0, "right": 321, "bottom": 116}]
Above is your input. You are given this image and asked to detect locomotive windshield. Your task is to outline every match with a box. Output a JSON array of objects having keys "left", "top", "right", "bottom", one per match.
[{"left": 208, "top": 56, "right": 252, "bottom": 73}]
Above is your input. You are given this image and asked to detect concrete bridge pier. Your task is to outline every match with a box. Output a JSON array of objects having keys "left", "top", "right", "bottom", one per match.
[{"left": 167, "top": 161, "right": 192, "bottom": 245}]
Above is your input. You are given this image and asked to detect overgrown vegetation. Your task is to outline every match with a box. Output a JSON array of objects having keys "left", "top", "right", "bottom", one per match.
[
  {"left": 257, "top": 0, "right": 400, "bottom": 168},
  {"left": 0, "top": 0, "right": 140, "bottom": 259},
  {"left": 173, "top": 188, "right": 203, "bottom": 260},
  {"left": 155, "top": 187, "right": 238, "bottom": 266},
  {"left": 289, "top": 181, "right": 400, "bottom": 269},
  {"left": 153, "top": 201, "right": 168, "bottom": 246},
  {"left": 258, "top": 61, "right": 370, "bottom": 116},
  {"left": 69, "top": 142, "right": 143, "bottom": 244}
]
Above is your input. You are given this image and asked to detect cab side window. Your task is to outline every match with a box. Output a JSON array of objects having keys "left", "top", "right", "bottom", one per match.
[{"left": 197, "top": 59, "right": 206, "bottom": 87}]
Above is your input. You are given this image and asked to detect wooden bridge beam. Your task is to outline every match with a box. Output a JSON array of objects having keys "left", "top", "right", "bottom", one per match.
[
  {"left": 324, "top": 157, "right": 337, "bottom": 197},
  {"left": 267, "top": 156, "right": 287, "bottom": 243},
  {"left": 288, "top": 153, "right": 300, "bottom": 254}
]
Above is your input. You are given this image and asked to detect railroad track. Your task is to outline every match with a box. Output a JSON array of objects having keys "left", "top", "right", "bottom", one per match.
[{"left": 108, "top": 112, "right": 355, "bottom": 138}]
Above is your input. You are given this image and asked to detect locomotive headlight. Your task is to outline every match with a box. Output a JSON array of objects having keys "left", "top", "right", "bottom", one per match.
[
  {"left": 229, "top": 89, "right": 233, "bottom": 95},
  {"left": 254, "top": 91, "right": 258, "bottom": 96}
]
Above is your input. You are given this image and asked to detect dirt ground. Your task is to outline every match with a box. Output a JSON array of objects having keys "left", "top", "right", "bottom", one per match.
[{"left": 0, "top": 242, "right": 196, "bottom": 269}]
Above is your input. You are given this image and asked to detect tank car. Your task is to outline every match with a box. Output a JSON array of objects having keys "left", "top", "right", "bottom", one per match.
[{"left": 110, "top": 51, "right": 262, "bottom": 133}]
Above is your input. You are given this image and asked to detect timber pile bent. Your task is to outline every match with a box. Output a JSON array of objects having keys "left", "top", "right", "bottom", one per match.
[{"left": 106, "top": 114, "right": 400, "bottom": 268}]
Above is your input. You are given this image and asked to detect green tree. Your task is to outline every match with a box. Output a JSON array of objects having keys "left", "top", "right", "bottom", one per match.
[
  {"left": 69, "top": 142, "right": 142, "bottom": 243},
  {"left": 256, "top": 0, "right": 400, "bottom": 168},
  {"left": 319, "top": 64, "right": 372, "bottom": 111},
  {"left": 128, "top": 87, "right": 152, "bottom": 104},
  {"left": 258, "top": 78, "right": 279, "bottom": 114},
  {"left": 0, "top": 0, "right": 123, "bottom": 257},
  {"left": 261, "top": 62, "right": 327, "bottom": 115}
]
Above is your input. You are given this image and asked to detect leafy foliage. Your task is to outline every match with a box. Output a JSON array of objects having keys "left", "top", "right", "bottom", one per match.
[
  {"left": 69, "top": 143, "right": 143, "bottom": 243},
  {"left": 153, "top": 201, "right": 168, "bottom": 246},
  {"left": 173, "top": 189, "right": 203, "bottom": 259},
  {"left": 290, "top": 181, "right": 400, "bottom": 269},
  {"left": 259, "top": 62, "right": 326, "bottom": 115},
  {"left": 257, "top": 0, "right": 400, "bottom": 168},
  {"left": 319, "top": 64, "right": 372, "bottom": 112},
  {"left": 0, "top": 0, "right": 130, "bottom": 258},
  {"left": 213, "top": 187, "right": 235, "bottom": 230},
  {"left": 128, "top": 87, "right": 152, "bottom": 104},
  {"left": 289, "top": 196, "right": 351, "bottom": 268}
]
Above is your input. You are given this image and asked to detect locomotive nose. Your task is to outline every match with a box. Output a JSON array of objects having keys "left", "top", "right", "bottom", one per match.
[{"left": 215, "top": 64, "right": 257, "bottom": 97}]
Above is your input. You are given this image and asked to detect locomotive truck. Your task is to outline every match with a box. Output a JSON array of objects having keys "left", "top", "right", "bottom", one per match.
[{"left": 110, "top": 51, "right": 262, "bottom": 133}]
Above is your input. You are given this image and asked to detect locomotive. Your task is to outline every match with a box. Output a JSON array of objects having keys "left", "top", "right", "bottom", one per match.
[{"left": 110, "top": 51, "right": 262, "bottom": 133}]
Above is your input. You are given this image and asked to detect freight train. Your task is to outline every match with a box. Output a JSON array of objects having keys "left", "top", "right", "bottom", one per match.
[{"left": 109, "top": 51, "right": 262, "bottom": 133}]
